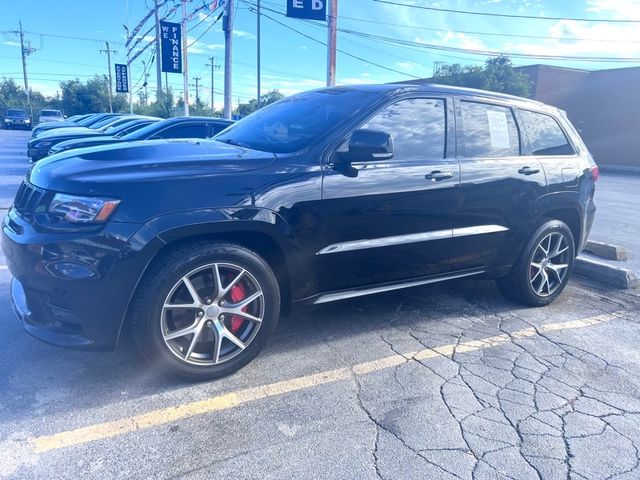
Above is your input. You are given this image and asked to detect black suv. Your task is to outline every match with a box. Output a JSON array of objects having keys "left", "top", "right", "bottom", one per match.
[
  {"left": 2, "top": 84, "right": 598, "bottom": 380},
  {"left": 4, "top": 109, "right": 31, "bottom": 130}
]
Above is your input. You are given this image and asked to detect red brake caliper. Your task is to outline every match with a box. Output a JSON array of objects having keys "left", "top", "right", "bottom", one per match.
[{"left": 228, "top": 279, "right": 248, "bottom": 334}]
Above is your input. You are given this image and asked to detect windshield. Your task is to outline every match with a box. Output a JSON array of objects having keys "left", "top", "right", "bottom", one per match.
[
  {"left": 120, "top": 119, "right": 169, "bottom": 141},
  {"left": 105, "top": 119, "right": 155, "bottom": 136},
  {"left": 215, "top": 89, "right": 379, "bottom": 153},
  {"left": 7, "top": 109, "right": 27, "bottom": 117}
]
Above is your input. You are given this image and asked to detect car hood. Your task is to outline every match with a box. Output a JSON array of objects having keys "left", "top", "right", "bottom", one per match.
[
  {"left": 52, "top": 136, "right": 121, "bottom": 151},
  {"left": 34, "top": 127, "right": 99, "bottom": 139},
  {"left": 29, "top": 139, "right": 277, "bottom": 194}
]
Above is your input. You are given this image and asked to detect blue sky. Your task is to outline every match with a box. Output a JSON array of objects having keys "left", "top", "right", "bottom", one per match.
[{"left": 1, "top": 0, "right": 639, "bottom": 106}]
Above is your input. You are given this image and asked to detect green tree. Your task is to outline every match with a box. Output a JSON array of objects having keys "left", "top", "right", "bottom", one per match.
[
  {"left": 59, "top": 75, "right": 124, "bottom": 115},
  {"left": 432, "top": 56, "right": 532, "bottom": 97},
  {"left": 236, "top": 89, "right": 284, "bottom": 117}
]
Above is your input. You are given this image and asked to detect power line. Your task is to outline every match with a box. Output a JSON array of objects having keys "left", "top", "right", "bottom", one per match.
[
  {"left": 188, "top": 11, "right": 224, "bottom": 47},
  {"left": 373, "top": 0, "right": 640, "bottom": 23},
  {"left": 242, "top": 3, "right": 420, "bottom": 79},
  {"left": 337, "top": 28, "right": 640, "bottom": 63}
]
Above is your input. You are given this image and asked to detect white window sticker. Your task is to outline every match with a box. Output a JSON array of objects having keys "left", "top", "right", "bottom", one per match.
[{"left": 486, "top": 110, "right": 510, "bottom": 149}]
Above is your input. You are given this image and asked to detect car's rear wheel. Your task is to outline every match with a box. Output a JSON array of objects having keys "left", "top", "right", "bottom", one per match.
[
  {"left": 496, "top": 220, "right": 575, "bottom": 306},
  {"left": 131, "top": 241, "right": 280, "bottom": 380}
]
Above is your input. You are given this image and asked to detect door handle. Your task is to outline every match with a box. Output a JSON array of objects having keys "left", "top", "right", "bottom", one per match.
[
  {"left": 518, "top": 166, "right": 540, "bottom": 175},
  {"left": 425, "top": 170, "right": 454, "bottom": 181}
]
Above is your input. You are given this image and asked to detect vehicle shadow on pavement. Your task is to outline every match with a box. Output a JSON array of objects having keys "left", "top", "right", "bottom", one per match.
[{"left": 0, "top": 276, "right": 609, "bottom": 425}]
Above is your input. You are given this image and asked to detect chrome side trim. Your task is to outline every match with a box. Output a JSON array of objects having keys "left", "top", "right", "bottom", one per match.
[
  {"left": 452, "top": 225, "right": 509, "bottom": 237},
  {"left": 313, "top": 270, "right": 484, "bottom": 304},
  {"left": 317, "top": 224, "right": 509, "bottom": 255},
  {"left": 317, "top": 230, "right": 451, "bottom": 255}
]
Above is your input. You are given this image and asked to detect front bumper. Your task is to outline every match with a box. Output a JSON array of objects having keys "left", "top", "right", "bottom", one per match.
[{"left": 2, "top": 208, "right": 155, "bottom": 350}]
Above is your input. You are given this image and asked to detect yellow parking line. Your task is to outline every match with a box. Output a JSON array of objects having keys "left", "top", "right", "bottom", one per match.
[{"left": 32, "top": 310, "right": 621, "bottom": 453}]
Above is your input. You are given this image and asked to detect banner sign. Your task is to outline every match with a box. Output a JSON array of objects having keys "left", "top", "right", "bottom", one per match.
[
  {"left": 160, "top": 21, "right": 182, "bottom": 73},
  {"left": 286, "top": 0, "right": 326, "bottom": 20},
  {"left": 114, "top": 64, "right": 129, "bottom": 93}
]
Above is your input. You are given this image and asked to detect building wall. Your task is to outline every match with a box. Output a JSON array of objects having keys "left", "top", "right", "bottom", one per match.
[{"left": 517, "top": 65, "right": 640, "bottom": 167}]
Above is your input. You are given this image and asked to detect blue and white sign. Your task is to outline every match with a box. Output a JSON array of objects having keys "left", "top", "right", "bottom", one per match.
[
  {"left": 160, "top": 21, "right": 182, "bottom": 73},
  {"left": 286, "top": 0, "right": 326, "bottom": 21},
  {"left": 115, "top": 64, "right": 129, "bottom": 93}
]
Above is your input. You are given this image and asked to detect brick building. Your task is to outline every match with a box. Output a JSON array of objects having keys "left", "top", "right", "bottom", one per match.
[{"left": 515, "top": 64, "right": 640, "bottom": 168}]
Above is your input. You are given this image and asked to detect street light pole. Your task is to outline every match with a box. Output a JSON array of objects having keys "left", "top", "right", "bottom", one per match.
[
  {"left": 182, "top": 0, "right": 189, "bottom": 116},
  {"left": 326, "top": 0, "right": 337, "bottom": 87},
  {"left": 223, "top": 0, "right": 234, "bottom": 119},
  {"left": 256, "top": 0, "right": 261, "bottom": 109}
]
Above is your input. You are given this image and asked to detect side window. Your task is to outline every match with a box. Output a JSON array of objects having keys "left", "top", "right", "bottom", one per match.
[
  {"left": 359, "top": 98, "right": 446, "bottom": 160},
  {"left": 459, "top": 101, "right": 520, "bottom": 158},
  {"left": 210, "top": 123, "right": 229, "bottom": 136},
  {"left": 157, "top": 123, "right": 208, "bottom": 139},
  {"left": 519, "top": 110, "right": 575, "bottom": 156}
]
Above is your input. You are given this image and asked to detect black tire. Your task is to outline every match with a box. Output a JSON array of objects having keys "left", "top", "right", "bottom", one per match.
[
  {"left": 496, "top": 220, "right": 575, "bottom": 307},
  {"left": 130, "top": 241, "right": 280, "bottom": 381}
]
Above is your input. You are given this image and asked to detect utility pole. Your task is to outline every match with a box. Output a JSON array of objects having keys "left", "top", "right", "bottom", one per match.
[
  {"left": 18, "top": 21, "right": 35, "bottom": 120},
  {"left": 154, "top": 0, "right": 162, "bottom": 98},
  {"left": 125, "top": 2, "right": 133, "bottom": 114},
  {"left": 181, "top": 0, "right": 189, "bottom": 116},
  {"left": 192, "top": 77, "right": 201, "bottom": 104},
  {"left": 223, "top": 0, "right": 234, "bottom": 119},
  {"left": 326, "top": 0, "right": 338, "bottom": 86},
  {"left": 206, "top": 57, "right": 220, "bottom": 112},
  {"left": 100, "top": 41, "right": 117, "bottom": 113},
  {"left": 256, "top": 0, "right": 261, "bottom": 109},
  {"left": 143, "top": 73, "right": 150, "bottom": 105}
]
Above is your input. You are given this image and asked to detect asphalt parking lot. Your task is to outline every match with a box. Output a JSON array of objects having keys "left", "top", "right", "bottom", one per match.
[{"left": 1, "top": 128, "right": 640, "bottom": 480}]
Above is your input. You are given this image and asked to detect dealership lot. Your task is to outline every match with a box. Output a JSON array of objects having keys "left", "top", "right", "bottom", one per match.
[{"left": 1, "top": 129, "right": 640, "bottom": 479}]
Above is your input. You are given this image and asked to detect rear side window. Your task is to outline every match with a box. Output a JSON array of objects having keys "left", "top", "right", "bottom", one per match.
[
  {"left": 360, "top": 98, "right": 446, "bottom": 160},
  {"left": 155, "top": 123, "right": 208, "bottom": 139},
  {"left": 459, "top": 101, "right": 520, "bottom": 158},
  {"left": 519, "top": 110, "right": 575, "bottom": 156}
]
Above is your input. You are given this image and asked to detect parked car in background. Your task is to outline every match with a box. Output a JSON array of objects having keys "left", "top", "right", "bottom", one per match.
[
  {"left": 46, "top": 116, "right": 234, "bottom": 156},
  {"left": 1, "top": 84, "right": 598, "bottom": 380},
  {"left": 28, "top": 116, "right": 160, "bottom": 161},
  {"left": 37, "top": 109, "right": 65, "bottom": 124},
  {"left": 30, "top": 113, "right": 122, "bottom": 138},
  {"left": 3, "top": 109, "right": 31, "bottom": 130},
  {"left": 49, "top": 117, "right": 162, "bottom": 155}
]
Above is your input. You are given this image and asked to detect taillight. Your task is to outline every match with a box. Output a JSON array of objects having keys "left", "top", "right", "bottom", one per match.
[{"left": 591, "top": 165, "right": 600, "bottom": 182}]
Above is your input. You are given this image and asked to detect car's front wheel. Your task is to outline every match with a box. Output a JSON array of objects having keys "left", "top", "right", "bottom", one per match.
[
  {"left": 496, "top": 220, "right": 575, "bottom": 306},
  {"left": 131, "top": 241, "right": 280, "bottom": 380}
]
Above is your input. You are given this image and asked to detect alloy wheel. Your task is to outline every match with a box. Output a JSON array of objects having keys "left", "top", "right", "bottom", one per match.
[
  {"left": 161, "top": 263, "right": 265, "bottom": 366},
  {"left": 529, "top": 232, "right": 570, "bottom": 297}
]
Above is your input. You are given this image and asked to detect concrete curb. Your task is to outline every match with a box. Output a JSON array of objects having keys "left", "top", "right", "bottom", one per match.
[
  {"left": 574, "top": 256, "right": 639, "bottom": 289},
  {"left": 600, "top": 165, "right": 640, "bottom": 176},
  {"left": 584, "top": 241, "right": 628, "bottom": 261}
]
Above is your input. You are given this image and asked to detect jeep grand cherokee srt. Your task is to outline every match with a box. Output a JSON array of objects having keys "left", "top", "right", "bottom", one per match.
[{"left": 2, "top": 84, "right": 598, "bottom": 380}]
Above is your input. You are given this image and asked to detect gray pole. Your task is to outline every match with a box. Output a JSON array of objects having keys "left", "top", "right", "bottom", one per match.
[
  {"left": 209, "top": 57, "right": 215, "bottom": 112},
  {"left": 101, "top": 41, "right": 114, "bottom": 113},
  {"left": 18, "top": 21, "right": 33, "bottom": 120},
  {"left": 326, "top": 0, "right": 337, "bottom": 87},
  {"left": 256, "top": 0, "right": 261, "bottom": 109},
  {"left": 154, "top": 0, "right": 162, "bottom": 97},
  {"left": 223, "top": 0, "right": 234, "bottom": 119},
  {"left": 182, "top": 0, "right": 189, "bottom": 116}
]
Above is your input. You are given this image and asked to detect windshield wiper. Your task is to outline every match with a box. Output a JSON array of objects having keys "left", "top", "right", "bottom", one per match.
[{"left": 218, "top": 138, "right": 251, "bottom": 149}]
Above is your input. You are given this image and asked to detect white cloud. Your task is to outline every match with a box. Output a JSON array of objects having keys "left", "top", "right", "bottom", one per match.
[
  {"left": 2, "top": 41, "right": 20, "bottom": 47},
  {"left": 186, "top": 37, "right": 224, "bottom": 54},
  {"left": 395, "top": 61, "right": 420, "bottom": 70},
  {"left": 234, "top": 30, "right": 256, "bottom": 39}
]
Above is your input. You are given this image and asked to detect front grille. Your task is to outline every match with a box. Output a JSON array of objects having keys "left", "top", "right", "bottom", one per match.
[{"left": 13, "top": 182, "right": 47, "bottom": 221}]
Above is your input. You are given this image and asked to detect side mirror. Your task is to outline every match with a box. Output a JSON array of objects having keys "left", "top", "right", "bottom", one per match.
[{"left": 337, "top": 129, "right": 394, "bottom": 163}]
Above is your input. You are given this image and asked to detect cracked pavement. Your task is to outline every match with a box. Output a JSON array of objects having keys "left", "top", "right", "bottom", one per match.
[
  {"left": 1, "top": 266, "right": 639, "bottom": 479},
  {"left": 1, "top": 130, "right": 640, "bottom": 479}
]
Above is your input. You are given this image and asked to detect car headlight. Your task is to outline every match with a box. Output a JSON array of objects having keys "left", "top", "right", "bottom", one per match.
[
  {"left": 4, "top": 119, "right": 9, "bottom": 123},
  {"left": 49, "top": 194, "right": 120, "bottom": 224},
  {"left": 25, "top": 119, "right": 31, "bottom": 123},
  {"left": 35, "top": 140, "right": 53, "bottom": 149}
]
